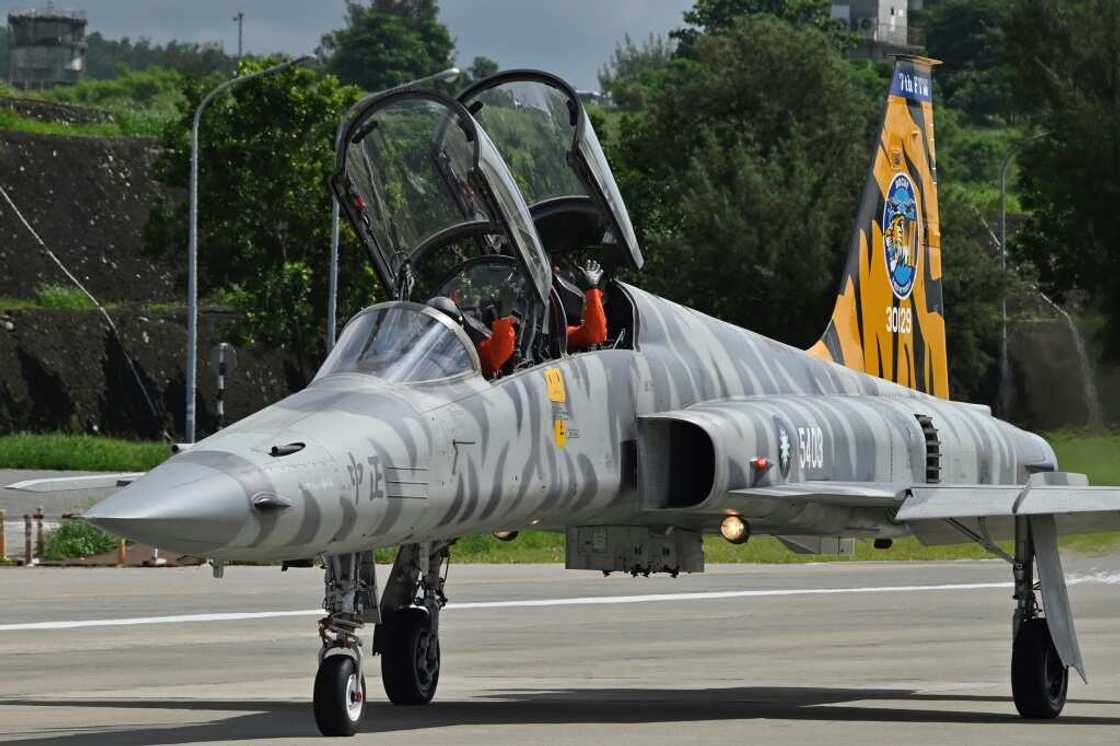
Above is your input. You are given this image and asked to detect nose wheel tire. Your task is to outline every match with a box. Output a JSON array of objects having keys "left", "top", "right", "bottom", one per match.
[
  {"left": 1012, "top": 618, "right": 1068, "bottom": 719},
  {"left": 313, "top": 654, "right": 366, "bottom": 736},
  {"left": 381, "top": 607, "right": 441, "bottom": 705}
]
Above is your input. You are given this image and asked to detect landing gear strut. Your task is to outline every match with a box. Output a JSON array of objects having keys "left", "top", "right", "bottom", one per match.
[
  {"left": 314, "top": 552, "right": 378, "bottom": 736},
  {"left": 1010, "top": 517, "right": 1068, "bottom": 719},
  {"left": 312, "top": 543, "right": 451, "bottom": 736}
]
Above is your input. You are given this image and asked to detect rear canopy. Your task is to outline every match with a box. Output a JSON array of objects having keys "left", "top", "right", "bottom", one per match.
[{"left": 457, "top": 70, "right": 644, "bottom": 270}]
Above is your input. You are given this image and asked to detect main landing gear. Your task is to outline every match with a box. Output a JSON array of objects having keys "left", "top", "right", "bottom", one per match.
[
  {"left": 313, "top": 542, "right": 451, "bottom": 736},
  {"left": 1010, "top": 517, "right": 1068, "bottom": 719},
  {"left": 949, "top": 513, "right": 1076, "bottom": 719}
]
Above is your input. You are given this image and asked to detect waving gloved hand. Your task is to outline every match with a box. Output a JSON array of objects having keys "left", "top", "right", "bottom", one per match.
[{"left": 576, "top": 259, "right": 604, "bottom": 291}]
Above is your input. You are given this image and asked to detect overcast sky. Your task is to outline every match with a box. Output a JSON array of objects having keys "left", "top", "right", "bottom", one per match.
[{"left": 2, "top": 1, "right": 695, "bottom": 90}]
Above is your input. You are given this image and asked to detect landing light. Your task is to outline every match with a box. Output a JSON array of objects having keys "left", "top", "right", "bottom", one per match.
[{"left": 720, "top": 515, "right": 750, "bottom": 545}]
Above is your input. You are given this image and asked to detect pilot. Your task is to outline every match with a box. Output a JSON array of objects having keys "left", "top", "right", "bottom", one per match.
[
  {"left": 427, "top": 296, "right": 516, "bottom": 379},
  {"left": 564, "top": 260, "right": 608, "bottom": 352}
]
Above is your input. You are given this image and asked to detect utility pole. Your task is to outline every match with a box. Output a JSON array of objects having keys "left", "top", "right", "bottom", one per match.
[
  {"left": 233, "top": 12, "right": 244, "bottom": 59},
  {"left": 186, "top": 56, "right": 312, "bottom": 443}
]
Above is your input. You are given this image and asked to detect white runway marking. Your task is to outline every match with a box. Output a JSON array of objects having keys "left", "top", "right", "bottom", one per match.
[{"left": 0, "top": 580, "right": 1017, "bottom": 632}]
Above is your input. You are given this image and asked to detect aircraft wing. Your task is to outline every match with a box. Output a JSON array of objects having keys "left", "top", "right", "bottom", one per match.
[{"left": 728, "top": 482, "right": 902, "bottom": 507}]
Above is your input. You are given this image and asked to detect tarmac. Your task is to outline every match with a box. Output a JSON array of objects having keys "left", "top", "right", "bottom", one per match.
[{"left": 0, "top": 559, "right": 1118, "bottom": 745}]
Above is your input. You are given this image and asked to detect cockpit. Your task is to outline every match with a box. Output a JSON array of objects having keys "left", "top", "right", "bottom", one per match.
[
  {"left": 325, "top": 70, "right": 642, "bottom": 383},
  {"left": 315, "top": 302, "right": 480, "bottom": 384}
]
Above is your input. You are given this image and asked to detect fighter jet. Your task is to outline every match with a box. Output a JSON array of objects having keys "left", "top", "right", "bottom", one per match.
[{"left": 78, "top": 59, "right": 1120, "bottom": 736}]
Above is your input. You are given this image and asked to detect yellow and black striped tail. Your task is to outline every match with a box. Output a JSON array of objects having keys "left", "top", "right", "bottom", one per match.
[{"left": 809, "top": 56, "right": 949, "bottom": 399}]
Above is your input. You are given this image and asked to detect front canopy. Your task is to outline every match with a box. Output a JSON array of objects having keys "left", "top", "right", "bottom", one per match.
[{"left": 330, "top": 89, "right": 551, "bottom": 304}]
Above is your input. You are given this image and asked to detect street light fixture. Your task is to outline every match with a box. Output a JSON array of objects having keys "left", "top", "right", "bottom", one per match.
[
  {"left": 185, "top": 55, "right": 314, "bottom": 444},
  {"left": 325, "top": 67, "right": 462, "bottom": 352}
]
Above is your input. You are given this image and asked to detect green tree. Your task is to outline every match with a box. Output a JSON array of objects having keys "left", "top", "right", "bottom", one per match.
[
  {"left": 598, "top": 33, "right": 675, "bottom": 109},
  {"left": 1005, "top": 0, "right": 1120, "bottom": 356},
  {"left": 916, "top": 0, "right": 1015, "bottom": 124},
  {"left": 612, "top": 15, "right": 878, "bottom": 346},
  {"left": 0, "top": 26, "right": 8, "bottom": 81},
  {"left": 318, "top": 0, "right": 454, "bottom": 92},
  {"left": 83, "top": 33, "right": 236, "bottom": 79},
  {"left": 672, "top": 0, "right": 850, "bottom": 52},
  {"left": 144, "top": 59, "right": 375, "bottom": 380},
  {"left": 465, "top": 55, "right": 499, "bottom": 84}
]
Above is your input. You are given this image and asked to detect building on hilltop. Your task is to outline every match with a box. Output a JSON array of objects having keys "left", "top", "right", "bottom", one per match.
[
  {"left": 831, "top": 1, "right": 927, "bottom": 61},
  {"left": 7, "top": 4, "right": 87, "bottom": 89}
]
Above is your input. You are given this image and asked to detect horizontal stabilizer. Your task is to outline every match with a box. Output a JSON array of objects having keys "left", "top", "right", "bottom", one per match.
[{"left": 898, "top": 472, "right": 1120, "bottom": 546}]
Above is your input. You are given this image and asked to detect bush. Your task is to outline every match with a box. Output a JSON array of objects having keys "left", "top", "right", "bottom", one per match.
[
  {"left": 42, "top": 519, "right": 119, "bottom": 560},
  {"left": 34, "top": 284, "right": 95, "bottom": 310}
]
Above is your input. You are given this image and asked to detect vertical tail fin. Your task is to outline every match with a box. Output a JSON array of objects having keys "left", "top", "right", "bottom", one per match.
[{"left": 809, "top": 56, "right": 948, "bottom": 399}]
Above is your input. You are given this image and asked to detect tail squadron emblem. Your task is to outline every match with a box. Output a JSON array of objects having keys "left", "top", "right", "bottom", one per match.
[{"left": 883, "top": 173, "right": 920, "bottom": 300}]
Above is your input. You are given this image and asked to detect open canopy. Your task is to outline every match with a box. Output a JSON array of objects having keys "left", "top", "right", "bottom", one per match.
[
  {"left": 330, "top": 89, "right": 551, "bottom": 304},
  {"left": 457, "top": 70, "right": 643, "bottom": 269}
]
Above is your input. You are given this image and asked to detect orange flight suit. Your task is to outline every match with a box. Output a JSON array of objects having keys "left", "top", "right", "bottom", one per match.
[
  {"left": 566, "top": 288, "right": 607, "bottom": 351},
  {"left": 478, "top": 316, "right": 516, "bottom": 378}
]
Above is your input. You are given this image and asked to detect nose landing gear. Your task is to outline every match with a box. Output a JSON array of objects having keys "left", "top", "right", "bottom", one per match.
[
  {"left": 313, "top": 552, "right": 377, "bottom": 736},
  {"left": 313, "top": 542, "right": 451, "bottom": 736}
]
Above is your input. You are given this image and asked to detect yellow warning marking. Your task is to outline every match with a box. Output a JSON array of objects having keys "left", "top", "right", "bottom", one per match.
[
  {"left": 545, "top": 368, "right": 566, "bottom": 403},
  {"left": 553, "top": 419, "right": 567, "bottom": 449}
]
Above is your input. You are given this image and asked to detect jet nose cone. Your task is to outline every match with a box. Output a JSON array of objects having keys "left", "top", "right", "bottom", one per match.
[{"left": 85, "top": 462, "right": 250, "bottom": 554}]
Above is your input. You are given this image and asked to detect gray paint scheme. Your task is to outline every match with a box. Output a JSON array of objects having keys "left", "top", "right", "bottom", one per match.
[{"left": 85, "top": 281, "right": 1117, "bottom": 565}]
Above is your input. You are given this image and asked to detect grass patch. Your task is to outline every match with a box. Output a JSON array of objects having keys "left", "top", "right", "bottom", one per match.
[
  {"left": 33, "top": 284, "right": 95, "bottom": 310},
  {"left": 0, "top": 107, "right": 159, "bottom": 139},
  {"left": 431, "top": 531, "right": 1120, "bottom": 565},
  {"left": 42, "top": 519, "right": 118, "bottom": 560},
  {"left": 1048, "top": 430, "right": 1120, "bottom": 486},
  {"left": 0, "top": 296, "right": 38, "bottom": 310},
  {"left": 0, "top": 433, "right": 169, "bottom": 472}
]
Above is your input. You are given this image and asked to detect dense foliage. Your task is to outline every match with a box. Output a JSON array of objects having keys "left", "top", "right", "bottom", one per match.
[
  {"left": 144, "top": 59, "right": 373, "bottom": 381},
  {"left": 610, "top": 16, "right": 878, "bottom": 347},
  {"left": 42, "top": 520, "right": 119, "bottom": 560},
  {"left": 83, "top": 33, "right": 236, "bottom": 79},
  {"left": 1004, "top": 0, "right": 1120, "bottom": 357},
  {"left": 318, "top": 0, "right": 455, "bottom": 92}
]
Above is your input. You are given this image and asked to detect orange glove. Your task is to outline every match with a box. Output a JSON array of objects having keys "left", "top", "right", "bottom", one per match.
[
  {"left": 567, "top": 288, "right": 607, "bottom": 351},
  {"left": 479, "top": 316, "right": 516, "bottom": 377}
]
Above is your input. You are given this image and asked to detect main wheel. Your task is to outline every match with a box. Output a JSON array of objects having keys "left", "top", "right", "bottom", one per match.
[
  {"left": 1012, "top": 618, "right": 1068, "bottom": 719},
  {"left": 313, "top": 654, "right": 365, "bottom": 736},
  {"left": 381, "top": 607, "right": 440, "bottom": 705}
]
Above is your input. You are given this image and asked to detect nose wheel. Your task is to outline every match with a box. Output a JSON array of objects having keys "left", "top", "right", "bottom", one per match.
[{"left": 313, "top": 654, "right": 366, "bottom": 736}]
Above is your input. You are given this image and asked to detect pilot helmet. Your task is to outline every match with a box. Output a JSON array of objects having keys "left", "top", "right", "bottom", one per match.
[{"left": 426, "top": 296, "right": 465, "bottom": 327}]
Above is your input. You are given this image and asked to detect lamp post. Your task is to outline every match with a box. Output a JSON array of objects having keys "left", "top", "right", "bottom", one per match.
[
  {"left": 325, "top": 66, "right": 461, "bottom": 352},
  {"left": 997, "top": 131, "right": 1049, "bottom": 417},
  {"left": 186, "top": 55, "right": 313, "bottom": 443}
]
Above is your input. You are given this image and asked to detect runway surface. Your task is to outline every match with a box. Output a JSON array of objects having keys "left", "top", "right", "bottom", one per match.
[{"left": 1, "top": 560, "right": 1118, "bottom": 745}]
